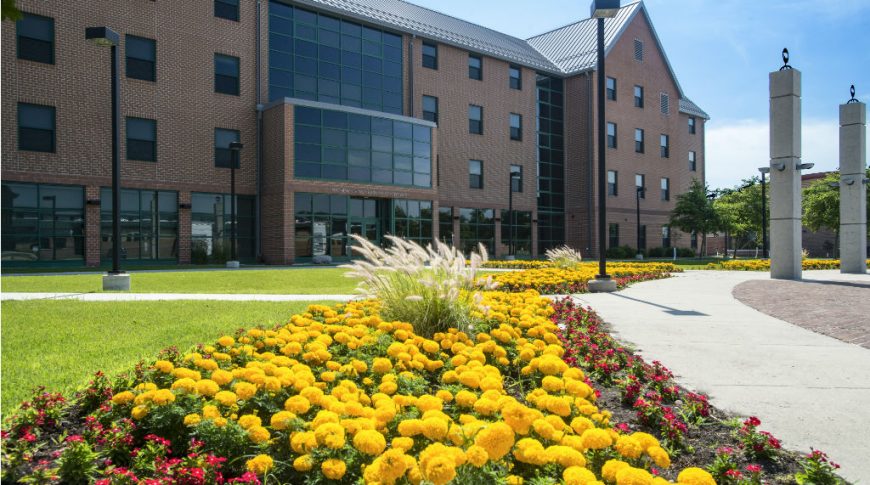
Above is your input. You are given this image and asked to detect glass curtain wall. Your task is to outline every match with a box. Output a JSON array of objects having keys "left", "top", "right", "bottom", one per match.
[
  {"left": 100, "top": 188, "right": 178, "bottom": 262},
  {"left": 500, "top": 209, "right": 532, "bottom": 256},
  {"left": 459, "top": 208, "right": 494, "bottom": 255},
  {"left": 1, "top": 182, "right": 84, "bottom": 264},
  {"left": 535, "top": 74, "right": 565, "bottom": 252}
]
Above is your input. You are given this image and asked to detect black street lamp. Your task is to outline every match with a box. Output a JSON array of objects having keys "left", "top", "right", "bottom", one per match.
[
  {"left": 508, "top": 171, "right": 520, "bottom": 258},
  {"left": 590, "top": 0, "right": 620, "bottom": 292},
  {"left": 635, "top": 186, "right": 644, "bottom": 258},
  {"left": 228, "top": 141, "right": 244, "bottom": 266},
  {"left": 758, "top": 166, "right": 769, "bottom": 258},
  {"left": 87, "top": 26, "right": 129, "bottom": 290}
]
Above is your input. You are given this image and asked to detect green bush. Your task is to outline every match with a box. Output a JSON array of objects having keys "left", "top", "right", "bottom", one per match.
[
  {"left": 191, "top": 240, "right": 209, "bottom": 265},
  {"left": 606, "top": 245, "right": 637, "bottom": 259}
]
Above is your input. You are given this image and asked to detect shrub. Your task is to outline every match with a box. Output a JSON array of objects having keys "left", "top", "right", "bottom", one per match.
[
  {"left": 677, "top": 247, "right": 696, "bottom": 258},
  {"left": 606, "top": 245, "right": 636, "bottom": 259},
  {"left": 342, "top": 235, "right": 497, "bottom": 338},
  {"left": 210, "top": 240, "right": 229, "bottom": 264},
  {"left": 545, "top": 245, "right": 583, "bottom": 268},
  {"left": 191, "top": 240, "right": 209, "bottom": 265}
]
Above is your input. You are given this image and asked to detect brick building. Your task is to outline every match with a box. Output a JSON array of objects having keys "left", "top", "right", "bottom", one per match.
[{"left": 1, "top": 0, "right": 707, "bottom": 267}]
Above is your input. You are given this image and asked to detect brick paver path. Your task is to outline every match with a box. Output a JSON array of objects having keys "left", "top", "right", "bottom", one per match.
[{"left": 733, "top": 278, "right": 870, "bottom": 349}]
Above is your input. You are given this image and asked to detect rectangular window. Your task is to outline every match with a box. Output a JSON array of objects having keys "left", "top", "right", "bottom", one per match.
[
  {"left": 215, "top": 53, "right": 240, "bottom": 95},
  {"left": 660, "top": 134, "right": 669, "bottom": 158},
  {"left": 634, "top": 85, "right": 644, "bottom": 108},
  {"left": 606, "top": 77, "right": 616, "bottom": 101},
  {"left": 609, "top": 223, "right": 619, "bottom": 248},
  {"left": 439, "top": 207, "right": 454, "bottom": 245},
  {"left": 422, "top": 42, "right": 437, "bottom": 69},
  {"left": 634, "top": 128, "right": 644, "bottom": 153},
  {"left": 509, "top": 64, "right": 521, "bottom": 90},
  {"left": 689, "top": 150, "right": 697, "bottom": 171},
  {"left": 18, "top": 103, "right": 55, "bottom": 152},
  {"left": 510, "top": 113, "right": 522, "bottom": 141},
  {"left": 510, "top": 164, "right": 522, "bottom": 192},
  {"left": 468, "top": 54, "right": 482, "bottom": 80},
  {"left": 459, "top": 208, "right": 495, "bottom": 255},
  {"left": 662, "top": 225, "right": 671, "bottom": 248},
  {"left": 688, "top": 116, "right": 696, "bottom": 134},
  {"left": 214, "top": 128, "right": 240, "bottom": 167},
  {"left": 422, "top": 95, "right": 438, "bottom": 123},
  {"left": 606, "top": 122, "right": 617, "bottom": 148},
  {"left": 126, "top": 117, "right": 157, "bottom": 162},
  {"left": 660, "top": 93, "right": 670, "bottom": 115},
  {"left": 469, "top": 105, "right": 483, "bottom": 134},
  {"left": 634, "top": 39, "right": 643, "bottom": 61},
  {"left": 2, "top": 182, "right": 86, "bottom": 263},
  {"left": 607, "top": 170, "right": 617, "bottom": 196},
  {"left": 469, "top": 160, "right": 483, "bottom": 189},
  {"left": 126, "top": 35, "right": 156, "bottom": 82},
  {"left": 17, "top": 13, "right": 54, "bottom": 64},
  {"left": 661, "top": 177, "right": 670, "bottom": 201},
  {"left": 215, "top": 0, "right": 240, "bottom": 21},
  {"left": 636, "top": 174, "right": 645, "bottom": 198}
]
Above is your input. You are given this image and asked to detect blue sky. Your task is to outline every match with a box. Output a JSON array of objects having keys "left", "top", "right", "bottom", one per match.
[{"left": 411, "top": 0, "right": 870, "bottom": 190}]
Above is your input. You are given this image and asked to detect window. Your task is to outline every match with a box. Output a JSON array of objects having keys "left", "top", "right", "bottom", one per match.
[
  {"left": 215, "top": 54, "right": 240, "bottom": 95},
  {"left": 634, "top": 39, "right": 643, "bottom": 61},
  {"left": 689, "top": 151, "right": 697, "bottom": 171},
  {"left": 509, "top": 64, "right": 521, "bottom": 90},
  {"left": 422, "top": 42, "right": 437, "bottom": 69},
  {"left": 688, "top": 116, "right": 696, "bottom": 134},
  {"left": 102, "top": 188, "right": 179, "bottom": 261},
  {"left": 468, "top": 54, "right": 482, "bottom": 80},
  {"left": 215, "top": 0, "right": 239, "bottom": 21},
  {"left": 634, "top": 85, "right": 644, "bottom": 108},
  {"left": 607, "top": 170, "right": 617, "bottom": 196},
  {"left": 126, "top": 118, "right": 156, "bottom": 162},
  {"left": 662, "top": 226, "right": 671, "bottom": 248},
  {"left": 422, "top": 95, "right": 438, "bottom": 123},
  {"left": 126, "top": 35, "right": 156, "bottom": 81},
  {"left": 606, "top": 77, "right": 616, "bottom": 101},
  {"left": 1, "top": 183, "right": 85, "bottom": 263},
  {"left": 459, "top": 208, "right": 495, "bottom": 255},
  {"left": 393, "top": 199, "right": 434, "bottom": 245},
  {"left": 439, "top": 207, "right": 454, "bottom": 245},
  {"left": 634, "top": 128, "right": 644, "bottom": 153},
  {"left": 510, "top": 113, "right": 522, "bottom": 141},
  {"left": 609, "top": 223, "right": 619, "bottom": 248},
  {"left": 606, "top": 122, "right": 617, "bottom": 148},
  {"left": 18, "top": 103, "right": 55, "bottom": 152},
  {"left": 661, "top": 177, "right": 670, "bottom": 201},
  {"left": 635, "top": 174, "right": 645, "bottom": 198},
  {"left": 214, "top": 128, "right": 240, "bottom": 167},
  {"left": 510, "top": 165, "right": 522, "bottom": 192},
  {"left": 660, "top": 134, "right": 669, "bottom": 158},
  {"left": 501, "top": 209, "right": 531, "bottom": 255},
  {"left": 468, "top": 105, "right": 483, "bottom": 134},
  {"left": 469, "top": 160, "right": 483, "bottom": 189},
  {"left": 193, "top": 192, "right": 255, "bottom": 262},
  {"left": 660, "top": 93, "right": 670, "bottom": 115},
  {"left": 16, "top": 13, "right": 54, "bottom": 64}
]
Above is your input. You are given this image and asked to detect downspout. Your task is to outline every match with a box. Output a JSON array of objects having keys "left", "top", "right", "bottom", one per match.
[
  {"left": 255, "top": 0, "right": 263, "bottom": 261},
  {"left": 408, "top": 35, "right": 415, "bottom": 116},
  {"left": 585, "top": 71, "right": 594, "bottom": 256}
]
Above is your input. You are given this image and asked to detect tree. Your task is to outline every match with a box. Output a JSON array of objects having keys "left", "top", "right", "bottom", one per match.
[
  {"left": 714, "top": 178, "right": 768, "bottom": 256},
  {"left": 669, "top": 179, "right": 719, "bottom": 257},
  {"left": 802, "top": 169, "right": 870, "bottom": 257},
  {"left": 2, "top": 0, "right": 21, "bottom": 21}
]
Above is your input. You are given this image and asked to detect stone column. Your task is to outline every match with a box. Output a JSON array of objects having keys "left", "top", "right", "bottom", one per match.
[
  {"left": 769, "top": 68, "right": 803, "bottom": 280},
  {"left": 839, "top": 100, "right": 867, "bottom": 273}
]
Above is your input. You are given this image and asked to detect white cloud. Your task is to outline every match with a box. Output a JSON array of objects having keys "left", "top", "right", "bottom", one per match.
[{"left": 705, "top": 118, "right": 853, "bottom": 190}]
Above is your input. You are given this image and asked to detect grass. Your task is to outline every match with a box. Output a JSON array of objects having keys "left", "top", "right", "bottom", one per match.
[
  {"left": 1, "top": 268, "right": 360, "bottom": 294},
  {"left": 1, "top": 300, "right": 325, "bottom": 413}
]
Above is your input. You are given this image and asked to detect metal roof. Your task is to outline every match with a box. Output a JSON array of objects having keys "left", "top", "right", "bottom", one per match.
[{"left": 679, "top": 98, "right": 710, "bottom": 120}]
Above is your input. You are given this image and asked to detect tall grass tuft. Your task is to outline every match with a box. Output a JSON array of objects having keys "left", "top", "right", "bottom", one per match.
[
  {"left": 341, "top": 235, "right": 498, "bottom": 338},
  {"left": 545, "top": 245, "right": 583, "bottom": 268}
]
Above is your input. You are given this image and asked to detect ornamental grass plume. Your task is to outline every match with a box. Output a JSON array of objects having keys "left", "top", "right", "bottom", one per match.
[
  {"left": 342, "top": 235, "right": 498, "bottom": 338},
  {"left": 545, "top": 245, "right": 583, "bottom": 268}
]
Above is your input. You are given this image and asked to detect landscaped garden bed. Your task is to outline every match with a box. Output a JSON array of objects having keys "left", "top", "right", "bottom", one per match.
[
  {"left": 492, "top": 263, "right": 680, "bottom": 294},
  {"left": 705, "top": 259, "right": 870, "bottom": 271}
]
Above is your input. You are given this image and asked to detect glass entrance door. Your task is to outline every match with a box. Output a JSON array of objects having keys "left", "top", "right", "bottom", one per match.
[{"left": 349, "top": 218, "right": 379, "bottom": 245}]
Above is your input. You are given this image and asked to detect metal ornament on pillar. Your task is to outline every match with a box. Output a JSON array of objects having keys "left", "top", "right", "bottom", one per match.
[
  {"left": 838, "top": 85, "right": 867, "bottom": 274},
  {"left": 768, "top": 48, "right": 804, "bottom": 280}
]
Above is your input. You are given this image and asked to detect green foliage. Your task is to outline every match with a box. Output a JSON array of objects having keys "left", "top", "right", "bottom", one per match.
[
  {"left": 795, "top": 449, "right": 844, "bottom": 485},
  {"left": 670, "top": 179, "right": 720, "bottom": 255},
  {"left": 2, "top": 0, "right": 21, "bottom": 21},
  {"left": 57, "top": 439, "right": 98, "bottom": 484},
  {"left": 714, "top": 178, "right": 768, "bottom": 249},
  {"left": 606, "top": 245, "right": 637, "bottom": 259},
  {"left": 802, "top": 169, "right": 870, "bottom": 233}
]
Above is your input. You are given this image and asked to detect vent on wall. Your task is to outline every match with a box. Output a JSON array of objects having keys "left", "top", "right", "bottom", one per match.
[
  {"left": 634, "top": 39, "right": 643, "bottom": 62},
  {"left": 660, "top": 93, "right": 669, "bottom": 115}
]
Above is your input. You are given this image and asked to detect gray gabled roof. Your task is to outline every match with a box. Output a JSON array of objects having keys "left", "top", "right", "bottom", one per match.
[{"left": 679, "top": 98, "right": 710, "bottom": 120}]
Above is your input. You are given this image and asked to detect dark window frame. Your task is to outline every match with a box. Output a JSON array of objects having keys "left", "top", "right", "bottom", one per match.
[
  {"left": 606, "top": 122, "right": 617, "bottom": 149},
  {"left": 468, "top": 53, "right": 482, "bottom": 80},
  {"left": 215, "top": 0, "right": 240, "bottom": 21},
  {"left": 16, "top": 13, "right": 54, "bottom": 64},
  {"left": 636, "top": 174, "right": 645, "bottom": 199},
  {"left": 214, "top": 53, "right": 240, "bottom": 96},
  {"left": 606, "top": 77, "right": 616, "bottom": 101},
  {"left": 634, "top": 128, "right": 644, "bottom": 153},
  {"left": 17, "top": 103, "right": 56, "bottom": 153},
  {"left": 469, "top": 159, "right": 483, "bottom": 189},
  {"left": 607, "top": 170, "right": 617, "bottom": 196},
  {"left": 126, "top": 117, "right": 157, "bottom": 162},
  {"left": 509, "top": 113, "right": 522, "bottom": 141},
  {"left": 661, "top": 177, "right": 670, "bottom": 201},
  {"left": 660, "top": 134, "right": 670, "bottom": 158},
  {"left": 688, "top": 116, "right": 697, "bottom": 134},
  {"left": 125, "top": 35, "right": 156, "bottom": 82},
  {"left": 510, "top": 164, "right": 522, "bottom": 193},
  {"left": 634, "top": 85, "right": 644, "bottom": 108},
  {"left": 214, "top": 128, "right": 241, "bottom": 167},
  {"left": 422, "top": 42, "right": 438, "bottom": 69},
  {"left": 689, "top": 150, "right": 697, "bottom": 171},
  {"left": 509, "top": 64, "right": 521, "bottom": 90},
  {"left": 422, "top": 95, "right": 438, "bottom": 123},
  {"left": 468, "top": 104, "right": 483, "bottom": 135},
  {"left": 608, "top": 223, "right": 619, "bottom": 248}
]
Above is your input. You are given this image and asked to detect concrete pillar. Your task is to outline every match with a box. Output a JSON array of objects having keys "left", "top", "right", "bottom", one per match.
[
  {"left": 769, "top": 68, "right": 803, "bottom": 280},
  {"left": 839, "top": 101, "right": 867, "bottom": 273}
]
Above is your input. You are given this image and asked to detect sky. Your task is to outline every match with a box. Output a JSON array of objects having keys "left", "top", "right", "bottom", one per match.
[{"left": 410, "top": 0, "right": 870, "bottom": 190}]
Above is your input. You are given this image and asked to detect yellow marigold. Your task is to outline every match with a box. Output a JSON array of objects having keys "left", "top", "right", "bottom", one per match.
[
  {"left": 392, "top": 436, "right": 414, "bottom": 451},
  {"left": 131, "top": 405, "right": 149, "bottom": 420},
  {"left": 365, "top": 448, "right": 413, "bottom": 485},
  {"left": 217, "top": 336, "right": 235, "bottom": 347},
  {"left": 631, "top": 432, "right": 659, "bottom": 451},
  {"left": 154, "top": 360, "right": 174, "bottom": 373},
  {"left": 284, "top": 395, "right": 311, "bottom": 414},
  {"left": 293, "top": 454, "right": 313, "bottom": 472},
  {"left": 454, "top": 390, "right": 478, "bottom": 408},
  {"left": 647, "top": 446, "right": 671, "bottom": 469},
  {"left": 195, "top": 379, "right": 220, "bottom": 397},
  {"left": 246, "top": 454, "right": 274, "bottom": 476},
  {"left": 211, "top": 369, "right": 233, "bottom": 386},
  {"left": 290, "top": 431, "right": 317, "bottom": 453},
  {"left": 502, "top": 403, "right": 536, "bottom": 435},
  {"left": 151, "top": 389, "right": 175, "bottom": 406},
  {"left": 466, "top": 445, "right": 489, "bottom": 467},
  {"left": 435, "top": 389, "right": 453, "bottom": 403},
  {"left": 541, "top": 375, "right": 564, "bottom": 392},
  {"left": 416, "top": 395, "right": 443, "bottom": 412},
  {"left": 171, "top": 378, "right": 197, "bottom": 394},
  {"left": 314, "top": 422, "right": 346, "bottom": 449},
  {"left": 581, "top": 428, "right": 613, "bottom": 450},
  {"left": 546, "top": 445, "right": 586, "bottom": 468},
  {"left": 423, "top": 455, "right": 457, "bottom": 485},
  {"left": 238, "top": 414, "right": 262, "bottom": 430},
  {"left": 247, "top": 425, "right": 270, "bottom": 444},
  {"left": 372, "top": 357, "right": 393, "bottom": 373},
  {"left": 570, "top": 416, "right": 595, "bottom": 435},
  {"left": 616, "top": 467, "right": 654, "bottom": 485},
  {"left": 354, "top": 429, "right": 387, "bottom": 456},
  {"left": 458, "top": 371, "right": 481, "bottom": 389},
  {"left": 321, "top": 459, "right": 347, "bottom": 480},
  {"left": 474, "top": 422, "right": 515, "bottom": 461},
  {"left": 398, "top": 419, "right": 422, "bottom": 437},
  {"left": 421, "top": 416, "right": 449, "bottom": 441},
  {"left": 677, "top": 468, "right": 716, "bottom": 485},
  {"left": 202, "top": 404, "right": 221, "bottom": 420},
  {"left": 111, "top": 391, "right": 135, "bottom": 405},
  {"left": 507, "top": 475, "right": 524, "bottom": 485},
  {"left": 214, "top": 390, "right": 237, "bottom": 407},
  {"left": 234, "top": 382, "right": 257, "bottom": 401},
  {"left": 183, "top": 413, "right": 202, "bottom": 426},
  {"left": 564, "top": 466, "right": 598, "bottom": 485},
  {"left": 602, "top": 460, "right": 630, "bottom": 483},
  {"left": 214, "top": 417, "right": 228, "bottom": 427},
  {"left": 270, "top": 411, "right": 296, "bottom": 430},
  {"left": 615, "top": 435, "right": 644, "bottom": 460},
  {"left": 536, "top": 354, "right": 568, "bottom": 375}
]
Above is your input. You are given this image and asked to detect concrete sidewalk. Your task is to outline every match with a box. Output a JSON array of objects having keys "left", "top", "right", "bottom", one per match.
[
  {"left": 576, "top": 270, "right": 870, "bottom": 483},
  {"left": 0, "top": 292, "right": 355, "bottom": 302}
]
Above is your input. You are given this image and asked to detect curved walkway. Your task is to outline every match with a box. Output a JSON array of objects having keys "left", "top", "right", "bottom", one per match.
[{"left": 575, "top": 270, "right": 870, "bottom": 483}]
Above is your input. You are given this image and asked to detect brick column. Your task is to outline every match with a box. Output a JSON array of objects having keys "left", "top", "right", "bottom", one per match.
[
  {"left": 493, "top": 217, "right": 503, "bottom": 258},
  {"left": 178, "top": 191, "right": 192, "bottom": 264},
  {"left": 85, "top": 186, "right": 101, "bottom": 267}
]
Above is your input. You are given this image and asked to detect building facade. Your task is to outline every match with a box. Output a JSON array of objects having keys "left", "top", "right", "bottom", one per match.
[{"left": 1, "top": 0, "right": 707, "bottom": 267}]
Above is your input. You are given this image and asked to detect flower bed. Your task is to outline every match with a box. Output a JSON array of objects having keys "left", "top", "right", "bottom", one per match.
[
  {"left": 493, "top": 263, "right": 680, "bottom": 294},
  {"left": 3, "top": 290, "right": 723, "bottom": 485},
  {"left": 705, "top": 259, "right": 870, "bottom": 271},
  {"left": 480, "top": 260, "right": 554, "bottom": 269}
]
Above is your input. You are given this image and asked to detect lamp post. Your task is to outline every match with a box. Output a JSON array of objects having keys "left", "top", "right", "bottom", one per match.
[
  {"left": 589, "top": 0, "right": 620, "bottom": 293},
  {"left": 87, "top": 26, "right": 129, "bottom": 291},
  {"left": 42, "top": 195, "right": 56, "bottom": 261},
  {"left": 706, "top": 191, "right": 717, "bottom": 257},
  {"left": 758, "top": 166, "right": 769, "bottom": 258},
  {"left": 635, "top": 186, "right": 644, "bottom": 258},
  {"left": 508, "top": 171, "right": 520, "bottom": 258},
  {"left": 227, "top": 141, "right": 244, "bottom": 268}
]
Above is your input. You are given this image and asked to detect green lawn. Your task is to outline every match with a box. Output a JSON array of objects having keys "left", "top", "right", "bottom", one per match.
[
  {"left": 1, "top": 268, "right": 360, "bottom": 294},
  {"left": 1, "top": 300, "right": 325, "bottom": 413}
]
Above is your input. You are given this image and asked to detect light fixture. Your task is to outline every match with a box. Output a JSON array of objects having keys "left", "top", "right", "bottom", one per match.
[
  {"left": 590, "top": 0, "right": 620, "bottom": 18},
  {"left": 85, "top": 27, "right": 119, "bottom": 46},
  {"left": 772, "top": 162, "right": 786, "bottom": 171},
  {"left": 758, "top": 167, "right": 770, "bottom": 174},
  {"left": 796, "top": 162, "right": 814, "bottom": 170}
]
